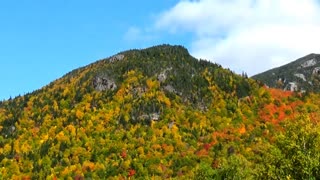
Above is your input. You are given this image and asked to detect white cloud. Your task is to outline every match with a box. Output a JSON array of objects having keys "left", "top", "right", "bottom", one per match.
[
  {"left": 154, "top": 0, "right": 320, "bottom": 75},
  {"left": 123, "top": 26, "right": 156, "bottom": 43},
  {"left": 123, "top": 27, "right": 142, "bottom": 42}
]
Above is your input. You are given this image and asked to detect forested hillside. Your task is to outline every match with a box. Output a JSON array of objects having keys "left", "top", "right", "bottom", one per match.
[
  {"left": 0, "top": 45, "right": 320, "bottom": 179},
  {"left": 252, "top": 53, "right": 320, "bottom": 92}
]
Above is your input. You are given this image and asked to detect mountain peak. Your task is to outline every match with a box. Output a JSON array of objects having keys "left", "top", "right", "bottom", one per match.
[
  {"left": 144, "top": 44, "right": 189, "bottom": 53},
  {"left": 1, "top": 45, "right": 320, "bottom": 179},
  {"left": 302, "top": 53, "right": 319, "bottom": 58},
  {"left": 252, "top": 53, "right": 320, "bottom": 92},
  {"left": 115, "top": 44, "right": 190, "bottom": 59}
]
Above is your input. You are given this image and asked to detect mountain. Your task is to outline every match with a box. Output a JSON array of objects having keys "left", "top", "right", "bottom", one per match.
[
  {"left": 252, "top": 53, "right": 320, "bottom": 92},
  {"left": 1, "top": 45, "right": 320, "bottom": 179}
]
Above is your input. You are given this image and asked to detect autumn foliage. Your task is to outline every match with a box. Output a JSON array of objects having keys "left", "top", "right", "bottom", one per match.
[{"left": 0, "top": 45, "right": 320, "bottom": 179}]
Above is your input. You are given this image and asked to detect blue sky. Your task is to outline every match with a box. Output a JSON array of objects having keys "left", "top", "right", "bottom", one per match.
[
  {"left": 1, "top": 0, "right": 320, "bottom": 100},
  {"left": 0, "top": 0, "right": 183, "bottom": 100}
]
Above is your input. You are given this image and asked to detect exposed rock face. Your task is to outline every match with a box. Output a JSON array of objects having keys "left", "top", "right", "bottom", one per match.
[
  {"left": 252, "top": 53, "right": 320, "bottom": 92},
  {"left": 110, "top": 54, "right": 124, "bottom": 63},
  {"left": 301, "top": 58, "right": 316, "bottom": 68},
  {"left": 138, "top": 113, "right": 160, "bottom": 121},
  {"left": 150, "top": 113, "right": 160, "bottom": 121},
  {"left": 93, "top": 76, "right": 117, "bottom": 91},
  {"left": 164, "top": 85, "right": 180, "bottom": 95},
  {"left": 157, "top": 68, "right": 172, "bottom": 83},
  {"left": 284, "top": 82, "right": 298, "bottom": 91},
  {"left": 157, "top": 72, "right": 167, "bottom": 83},
  {"left": 294, "top": 73, "right": 306, "bottom": 81},
  {"left": 313, "top": 67, "right": 320, "bottom": 75}
]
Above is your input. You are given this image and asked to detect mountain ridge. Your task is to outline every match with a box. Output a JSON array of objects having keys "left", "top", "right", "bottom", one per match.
[
  {"left": 1, "top": 44, "right": 320, "bottom": 179},
  {"left": 252, "top": 53, "right": 320, "bottom": 92}
]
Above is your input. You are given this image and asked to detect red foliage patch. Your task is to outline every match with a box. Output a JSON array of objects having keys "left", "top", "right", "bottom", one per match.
[
  {"left": 196, "top": 149, "right": 209, "bottom": 157},
  {"left": 121, "top": 150, "right": 127, "bottom": 159},
  {"left": 128, "top": 169, "right": 136, "bottom": 177},
  {"left": 259, "top": 88, "right": 303, "bottom": 125},
  {"left": 203, "top": 143, "right": 211, "bottom": 151},
  {"left": 268, "top": 88, "right": 293, "bottom": 99}
]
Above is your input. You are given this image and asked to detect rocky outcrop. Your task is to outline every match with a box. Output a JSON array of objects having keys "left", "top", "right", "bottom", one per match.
[
  {"left": 294, "top": 73, "right": 306, "bottom": 81},
  {"left": 313, "top": 67, "right": 320, "bottom": 75},
  {"left": 252, "top": 53, "right": 320, "bottom": 93},
  {"left": 110, "top": 54, "right": 124, "bottom": 63},
  {"left": 93, "top": 76, "right": 117, "bottom": 91},
  {"left": 301, "top": 58, "right": 316, "bottom": 68},
  {"left": 284, "top": 82, "right": 298, "bottom": 92},
  {"left": 138, "top": 113, "right": 160, "bottom": 121},
  {"left": 157, "top": 72, "right": 167, "bottom": 83},
  {"left": 163, "top": 85, "right": 181, "bottom": 95},
  {"left": 157, "top": 68, "right": 172, "bottom": 83}
]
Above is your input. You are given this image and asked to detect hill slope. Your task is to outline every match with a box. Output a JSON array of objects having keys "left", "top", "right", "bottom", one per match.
[
  {"left": 252, "top": 53, "right": 320, "bottom": 92},
  {"left": 1, "top": 45, "right": 320, "bottom": 179}
]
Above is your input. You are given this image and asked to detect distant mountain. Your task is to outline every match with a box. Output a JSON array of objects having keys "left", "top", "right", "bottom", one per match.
[
  {"left": 1, "top": 45, "right": 320, "bottom": 179},
  {"left": 252, "top": 53, "right": 320, "bottom": 92}
]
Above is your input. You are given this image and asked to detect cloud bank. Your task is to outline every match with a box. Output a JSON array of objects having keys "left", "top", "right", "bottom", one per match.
[{"left": 155, "top": 0, "right": 320, "bottom": 75}]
